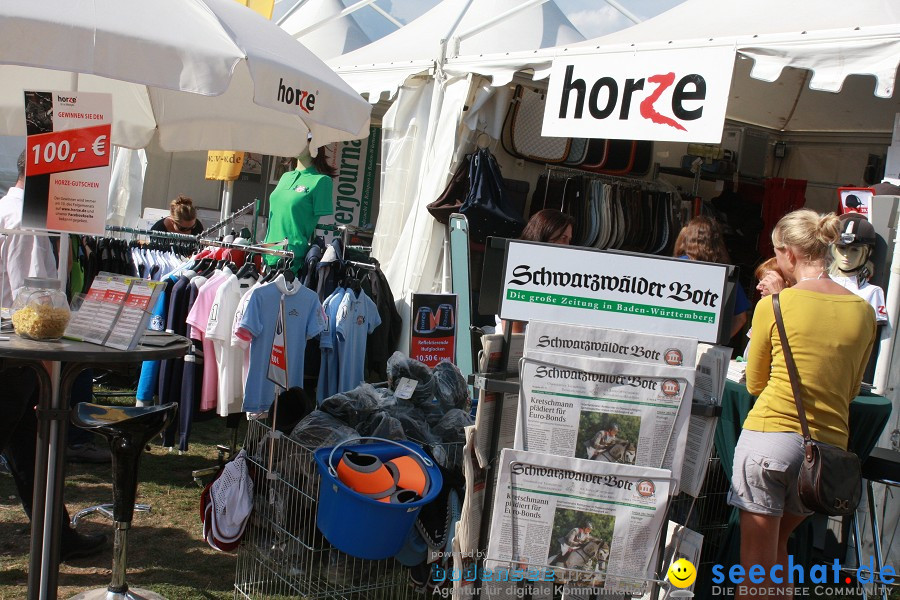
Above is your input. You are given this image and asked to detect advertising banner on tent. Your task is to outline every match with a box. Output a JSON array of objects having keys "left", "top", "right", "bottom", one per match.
[
  {"left": 499, "top": 241, "right": 729, "bottom": 343},
  {"left": 410, "top": 293, "right": 457, "bottom": 367},
  {"left": 22, "top": 90, "right": 112, "bottom": 235},
  {"left": 542, "top": 47, "right": 735, "bottom": 143},
  {"left": 315, "top": 126, "right": 381, "bottom": 242},
  {"left": 205, "top": 151, "right": 245, "bottom": 181}
]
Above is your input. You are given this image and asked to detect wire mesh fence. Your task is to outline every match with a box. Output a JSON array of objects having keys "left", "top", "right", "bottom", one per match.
[{"left": 233, "top": 418, "right": 459, "bottom": 600}]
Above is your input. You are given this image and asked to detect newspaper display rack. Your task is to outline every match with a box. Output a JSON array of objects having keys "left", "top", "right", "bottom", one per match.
[{"left": 460, "top": 238, "right": 735, "bottom": 599}]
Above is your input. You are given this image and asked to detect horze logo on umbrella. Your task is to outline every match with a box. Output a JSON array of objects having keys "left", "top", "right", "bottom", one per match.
[
  {"left": 277, "top": 78, "right": 316, "bottom": 114},
  {"left": 557, "top": 65, "right": 705, "bottom": 132}
]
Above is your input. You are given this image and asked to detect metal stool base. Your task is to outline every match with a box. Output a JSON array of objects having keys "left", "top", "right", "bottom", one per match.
[{"left": 67, "top": 587, "right": 166, "bottom": 600}]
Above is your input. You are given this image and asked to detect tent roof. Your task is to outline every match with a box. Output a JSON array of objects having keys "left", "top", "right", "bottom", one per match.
[
  {"left": 329, "top": 0, "right": 585, "bottom": 100},
  {"left": 443, "top": 0, "right": 900, "bottom": 132},
  {"left": 279, "top": 0, "right": 373, "bottom": 60}
]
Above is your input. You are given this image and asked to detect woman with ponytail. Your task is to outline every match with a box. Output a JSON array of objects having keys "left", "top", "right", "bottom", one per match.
[{"left": 729, "top": 209, "right": 875, "bottom": 599}]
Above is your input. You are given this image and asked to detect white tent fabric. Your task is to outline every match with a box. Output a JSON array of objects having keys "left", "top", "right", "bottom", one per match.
[
  {"left": 279, "top": 0, "right": 373, "bottom": 60},
  {"left": 329, "top": 0, "right": 585, "bottom": 100},
  {"left": 342, "top": 0, "right": 586, "bottom": 348},
  {"left": 106, "top": 147, "right": 147, "bottom": 230}
]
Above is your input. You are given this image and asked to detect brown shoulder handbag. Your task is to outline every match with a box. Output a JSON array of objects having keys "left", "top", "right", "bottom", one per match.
[{"left": 772, "top": 294, "right": 862, "bottom": 516}]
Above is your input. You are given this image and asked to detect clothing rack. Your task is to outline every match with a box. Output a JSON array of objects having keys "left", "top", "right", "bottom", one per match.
[
  {"left": 104, "top": 225, "right": 200, "bottom": 242},
  {"left": 545, "top": 163, "right": 676, "bottom": 192},
  {"left": 345, "top": 259, "right": 378, "bottom": 270},
  {"left": 198, "top": 200, "right": 256, "bottom": 239},
  {"left": 198, "top": 236, "right": 294, "bottom": 259}
]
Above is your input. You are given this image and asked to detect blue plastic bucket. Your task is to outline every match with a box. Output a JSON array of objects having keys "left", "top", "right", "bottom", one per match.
[{"left": 314, "top": 438, "right": 443, "bottom": 560}]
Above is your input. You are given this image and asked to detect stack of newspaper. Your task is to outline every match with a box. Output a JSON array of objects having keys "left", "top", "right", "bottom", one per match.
[{"left": 726, "top": 359, "right": 747, "bottom": 384}]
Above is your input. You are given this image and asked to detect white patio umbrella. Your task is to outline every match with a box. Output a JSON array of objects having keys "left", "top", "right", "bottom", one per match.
[
  {"left": 0, "top": 3, "right": 370, "bottom": 598},
  {"left": 0, "top": 0, "right": 372, "bottom": 156}
]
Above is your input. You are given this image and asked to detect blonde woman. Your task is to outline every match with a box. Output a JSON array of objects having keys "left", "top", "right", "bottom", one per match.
[
  {"left": 151, "top": 195, "right": 203, "bottom": 235},
  {"left": 730, "top": 209, "right": 875, "bottom": 599}
]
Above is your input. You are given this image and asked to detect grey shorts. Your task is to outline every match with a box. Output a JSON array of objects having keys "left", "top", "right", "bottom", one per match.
[{"left": 728, "top": 430, "right": 813, "bottom": 517}]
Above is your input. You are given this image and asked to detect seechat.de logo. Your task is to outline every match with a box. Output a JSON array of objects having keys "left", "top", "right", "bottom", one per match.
[{"left": 667, "top": 558, "right": 697, "bottom": 589}]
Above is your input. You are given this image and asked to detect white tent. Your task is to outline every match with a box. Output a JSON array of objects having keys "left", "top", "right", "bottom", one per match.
[
  {"left": 341, "top": 0, "right": 899, "bottom": 567},
  {"left": 328, "top": 0, "right": 587, "bottom": 349},
  {"left": 279, "top": 0, "right": 374, "bottom": 60},
  {"left": 344, "top": 0, "right": 899, "bottom": 329}
]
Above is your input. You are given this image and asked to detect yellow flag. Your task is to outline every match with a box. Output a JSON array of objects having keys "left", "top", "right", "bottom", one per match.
[
  {"left": 234, "top": 0, "right": 275, "bottom": 19},
  {"left": 205, "top": 151, "right": 245, "bottom": 181},
  {"left": 204, "top": 0, "right": 274, "bottom": 176}
]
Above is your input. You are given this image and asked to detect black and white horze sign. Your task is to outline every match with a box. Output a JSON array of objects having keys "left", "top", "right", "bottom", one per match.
[{"left": 542, "top": 47, "right": 735, "bottom": 143}]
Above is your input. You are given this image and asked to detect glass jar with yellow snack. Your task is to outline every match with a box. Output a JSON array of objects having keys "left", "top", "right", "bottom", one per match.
[{"left": 11, "top": 278, "right": 71, "bottom": 341}]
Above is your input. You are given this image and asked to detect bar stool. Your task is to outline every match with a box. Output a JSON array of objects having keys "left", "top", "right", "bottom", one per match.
[
  {"left": 68, "top": 402, "right": 178, "bottom": 600},
  {"left": 851, "top": 447, "right": 900, "bottom": 600}
]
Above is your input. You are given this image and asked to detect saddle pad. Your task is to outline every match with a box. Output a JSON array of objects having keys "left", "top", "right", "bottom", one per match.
[
  {"left": 581, "top": 139, "right": 609, "bottom": 170},
  {"left": 564, "top": 138, "right": 589, "bottom": 166},
  {"left": 509, "top": 86, "right": 571, "bottom": 164},
  {"left": 629, "top": 141, "right": 654, "bottom": 176},
  {"left": 599, "top": 140, "right": 636, "bottom": 175}
]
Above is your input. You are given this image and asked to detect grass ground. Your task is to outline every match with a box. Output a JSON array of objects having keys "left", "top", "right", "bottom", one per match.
[{"left": 0, "top": 407, "right": 242, "bottom": 600}]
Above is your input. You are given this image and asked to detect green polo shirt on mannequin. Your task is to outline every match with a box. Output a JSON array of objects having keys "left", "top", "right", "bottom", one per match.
[{"left": 264, "top": 166, "right": 333, "bottom": 267}]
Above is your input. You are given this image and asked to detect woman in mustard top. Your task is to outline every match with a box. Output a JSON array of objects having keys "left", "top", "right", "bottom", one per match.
[{"left": 730, "top": 209, "right": 875, "bottom": 599}]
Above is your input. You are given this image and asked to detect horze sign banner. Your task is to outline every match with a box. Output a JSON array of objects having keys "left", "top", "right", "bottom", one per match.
[
  {"left": 542, "top": 47, "right": 735, "bottom": 143},
  {"left": 499, "top": 241, "right": 728, "bottom": 343}
]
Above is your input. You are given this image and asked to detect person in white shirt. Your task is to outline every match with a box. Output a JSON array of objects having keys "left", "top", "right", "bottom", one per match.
[{"left": 0, "top": 151, "right": 106, "bottom": 560}]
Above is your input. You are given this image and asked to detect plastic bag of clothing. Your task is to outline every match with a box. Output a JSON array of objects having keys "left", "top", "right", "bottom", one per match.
[
  {"left": 373, "top": 386, "right": 398, "bottom": 410},
  {"left": 432, "top": 360, "right": 470, "bottom": 413},
  {"left": 386, "top": 404, "right": 436, "bottom": 445},
  {"left": 386, "top": 352, "right": 435, "bottom": 406},
  {"left": 319, "top": 383, "right": 382, "bottom": 427},
  {"left": 431, "top": 409, "right": 473, "bottom": 445},
  {"left": 288, "top": 410, "right": 359, "bottom": 452},
  {"left": 356, "top": 410, "right": 407, "bottom": 440}
]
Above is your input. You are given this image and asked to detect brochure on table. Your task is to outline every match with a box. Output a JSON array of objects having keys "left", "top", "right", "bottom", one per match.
[
  {"left": 484, "top": 448, "right": 671, "bottom": 596},
  {"left": 64, "top": 272, "right": 165, "bottom": 350}
]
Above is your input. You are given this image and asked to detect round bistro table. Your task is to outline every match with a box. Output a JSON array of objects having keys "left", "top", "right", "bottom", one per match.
[{"left": 0, "top": 333, "right": 190, "bottom": 600}]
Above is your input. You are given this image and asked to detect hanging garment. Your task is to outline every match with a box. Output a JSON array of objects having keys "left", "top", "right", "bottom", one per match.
[
  {"left": 206, "top": 273, "right": 257, "bottom": 416},
  {"left": 234, "top": 276, "right": 326, "bottom": 414},
  {"left": 317, "top": 287, "right": 347, "bottom": 404}
]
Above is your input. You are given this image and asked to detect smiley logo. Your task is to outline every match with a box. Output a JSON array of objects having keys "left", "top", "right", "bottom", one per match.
[{"left": 667, "top": 558, "right": 696, "bottom": 588}]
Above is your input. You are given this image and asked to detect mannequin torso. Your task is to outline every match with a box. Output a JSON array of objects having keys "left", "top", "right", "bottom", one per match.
[{"left": 263, "top": 146, "right": 333, "bottom": 267}]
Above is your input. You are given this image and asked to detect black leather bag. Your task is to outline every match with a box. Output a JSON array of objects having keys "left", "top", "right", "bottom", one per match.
[
  {"left": 773, "top": 294, "right": 862, "bottom": 516},
  {"left": 426, "top": 155, "right": 471, "bottom": 225},
  {"left": 459, "top": 148, "right": 525, "bottom": 244}
]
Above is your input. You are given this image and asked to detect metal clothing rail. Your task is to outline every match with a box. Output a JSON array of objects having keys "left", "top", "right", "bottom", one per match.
[
  {"left": 104, "top": 225, "right": 199, "bottom": 242},
  {"left": 198, "top": 200, "right": 256, "bottom": 239},
  {"left": 198, "top": 237, "right": 294, "bottom": 259},
  {"left": 545, "top": 163, "right": 676, "bottom": 192}
]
